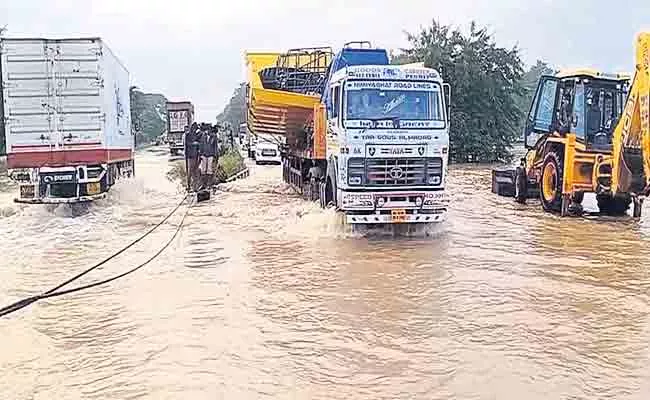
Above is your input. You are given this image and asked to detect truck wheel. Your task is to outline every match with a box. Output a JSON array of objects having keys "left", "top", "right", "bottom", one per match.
[
  {"left": 514, "top": 166, "right": 527, "bottom": 204},
  {"left": 325, "top": 178, "right": 335, "bottom": 208},
  {"left": 540, "top": 151, "right": 563, "bottom": 212},
  {"left": 597, "top": 194, "right": 631, "bottom": 216}
]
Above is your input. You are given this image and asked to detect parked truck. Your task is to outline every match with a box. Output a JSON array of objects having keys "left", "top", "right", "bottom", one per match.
[
  {"left": 166, "top": 101, "right": 194, "bottom": 156},
  {"left": 1, "top": 37, "right": 134, "bottom": 204},
  {"left": 245, "top": 42, "right": 451, "bottom": 224}
]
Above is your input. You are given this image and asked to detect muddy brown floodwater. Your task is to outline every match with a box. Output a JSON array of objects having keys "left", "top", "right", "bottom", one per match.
[{"left": 2, "top": 147, "right": 650, "bottom": 399}]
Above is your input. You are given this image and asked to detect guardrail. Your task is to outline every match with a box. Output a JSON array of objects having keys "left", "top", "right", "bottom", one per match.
[{"left": 225, "top": 168, "right": 250, "bottom": 182}]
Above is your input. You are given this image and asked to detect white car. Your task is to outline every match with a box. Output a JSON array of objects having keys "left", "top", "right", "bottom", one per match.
[{"left": 255, "top": 142, "right": 281, "bottom": 165}]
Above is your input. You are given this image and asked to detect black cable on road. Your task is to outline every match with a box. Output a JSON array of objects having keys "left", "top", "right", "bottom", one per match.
[
  {"left": 0, "top": 194, "right": 192, "bottom": 319},
  {"left": 45, "top": 194, "right": 190, "bottom": 296}
]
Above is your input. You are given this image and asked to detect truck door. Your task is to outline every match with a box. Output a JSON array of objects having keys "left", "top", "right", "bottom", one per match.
[
  {"left": 1, "top": 40, "right": 57, "bottom": 152},
  {"left": 52, "top": 40, "right": 104, "bottom": 154},
  {"left": 524, "top": 76, "right": 560, "bottom": 148}
]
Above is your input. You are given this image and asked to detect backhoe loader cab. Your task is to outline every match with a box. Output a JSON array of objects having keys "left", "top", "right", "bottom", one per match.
[{"left": 524, "top": 70, "right": 630, "bottom": 152}]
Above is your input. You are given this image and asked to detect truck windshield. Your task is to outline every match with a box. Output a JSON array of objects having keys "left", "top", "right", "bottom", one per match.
[{"left": 344, "top": 81, "right": 444, "bottom": 127}]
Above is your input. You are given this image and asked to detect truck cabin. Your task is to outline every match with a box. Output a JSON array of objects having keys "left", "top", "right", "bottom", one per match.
[{"left": 525, "top": 69, "right": 630, "bottom": 151}]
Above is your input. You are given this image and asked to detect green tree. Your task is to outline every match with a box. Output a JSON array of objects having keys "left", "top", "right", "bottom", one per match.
[
  {"left": 217, "top": 83, "right": 247, "bottom": 135},
  {"left": 394, "top": 20, "right": 526, "bottom": 162},
  {"left": 129, "top": 87, "right": 168, "bottom": 146}
]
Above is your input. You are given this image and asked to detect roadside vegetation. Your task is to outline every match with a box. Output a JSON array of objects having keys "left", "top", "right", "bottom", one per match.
[{"left": 166, "top": 150, "right": 246, "bottom": 185}]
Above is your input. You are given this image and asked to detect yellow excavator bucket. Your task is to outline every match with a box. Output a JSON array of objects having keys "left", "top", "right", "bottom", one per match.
[{"left": 611, "top": 32, "right": 650, "bottom": 195}]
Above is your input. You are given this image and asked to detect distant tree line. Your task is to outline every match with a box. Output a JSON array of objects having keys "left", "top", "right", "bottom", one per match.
[
  {"left": 129, "top": 87, "right": 168, "bottom": 147},
  {"left": 216, "top": 82, "right": 247, "bottom": 135}
]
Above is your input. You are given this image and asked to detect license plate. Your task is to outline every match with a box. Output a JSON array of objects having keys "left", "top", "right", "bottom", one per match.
[
  {"left": 20, "top": 185, "right": 35, "bottom": 199},
  {"left": 391, "top": 209, "right": 407, "bottom": 223},
  {"left": 86, "top": 182, "right": 101, "bottom": 195}
]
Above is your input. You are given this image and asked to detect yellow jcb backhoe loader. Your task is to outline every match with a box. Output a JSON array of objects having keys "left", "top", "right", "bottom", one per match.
[{"left": 492, "top": 32, "right": 650, "bottom": 218}]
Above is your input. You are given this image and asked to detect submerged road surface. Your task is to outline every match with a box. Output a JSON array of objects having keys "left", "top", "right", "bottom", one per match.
[{"left": 2, "top": 148, "right": 650, "bottom": 399}]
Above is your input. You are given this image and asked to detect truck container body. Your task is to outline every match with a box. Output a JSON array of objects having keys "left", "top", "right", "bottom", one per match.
[
  {"left": 1, "top": 37, "right": 134, "bottom": 204},
  {"left": 246, "top": 43, "right": 451, "bottom": 224},
  {"left": 166, "top": 101, "right": 194, "bottom": 155}
]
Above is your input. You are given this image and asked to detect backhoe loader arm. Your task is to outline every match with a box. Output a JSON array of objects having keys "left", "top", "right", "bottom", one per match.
[{"left": 612, "top": 32, "right": 650, "bottom": 196}]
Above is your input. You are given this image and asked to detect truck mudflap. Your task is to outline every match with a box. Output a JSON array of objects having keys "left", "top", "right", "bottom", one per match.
[{"left": 14, "top": 193, "right": 107, "bottom": 204}]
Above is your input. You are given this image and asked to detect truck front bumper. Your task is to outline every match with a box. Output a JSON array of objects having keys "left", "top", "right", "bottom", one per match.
[
  {"left": 340, "top": 190, "right": 449, "bottom": 224},
  {"left": 15, "top": 193, "right": 106, "bottom": 204}
]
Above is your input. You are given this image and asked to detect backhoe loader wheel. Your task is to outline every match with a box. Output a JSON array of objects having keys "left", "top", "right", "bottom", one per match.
[
  {"left": 540, "top": 151, "right": 563, "bottom": 212},
  {"left": 514, "top": 167, "right": 527, "bottom": 204},
  {"left": 597, "top": 194, "right": 631, "bottom": 216}
]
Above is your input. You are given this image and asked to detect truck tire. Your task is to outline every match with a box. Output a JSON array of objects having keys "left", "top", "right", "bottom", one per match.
[
  {"left": 325, "top": 178, "right": 335, "bottom": 208},
  {"left": 514, "top": 166, "right": 527, "bottom": 204},
  {"left": 325, "top": 158, "right": 338, "bottom": 209},
  {"left": 540, "top": 151, "right": 563, "bottom": 212}
]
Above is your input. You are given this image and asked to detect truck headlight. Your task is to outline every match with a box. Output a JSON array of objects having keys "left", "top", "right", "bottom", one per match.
[{"left": 349, "top": 176, "right": 362, "bottom": 185}]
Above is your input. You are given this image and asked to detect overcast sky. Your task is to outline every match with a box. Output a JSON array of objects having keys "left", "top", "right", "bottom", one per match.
[{"left": 2, "top": 0, "right": 649, "bottom": 120}]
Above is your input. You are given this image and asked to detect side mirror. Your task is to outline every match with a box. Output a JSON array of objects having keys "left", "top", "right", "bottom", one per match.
[{"left": 443, "top": 83, "right": 451, "bottom": 124}]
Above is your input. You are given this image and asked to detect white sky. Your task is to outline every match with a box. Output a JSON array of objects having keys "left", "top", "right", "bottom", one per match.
[{"left": 2, "top": 0, "right": 650, "bottom": 120}]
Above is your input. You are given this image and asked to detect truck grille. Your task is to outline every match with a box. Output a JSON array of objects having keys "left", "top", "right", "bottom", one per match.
[{"left": 348, "top": 157, "right": 443, "bottom": 186}]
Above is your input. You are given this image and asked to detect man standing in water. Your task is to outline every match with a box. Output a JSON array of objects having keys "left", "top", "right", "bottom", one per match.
[
  {"left": 184, "top": 123, "right": 201, "bottom": 191},
  {"left": 199, "top": 127, "right": 219, "bottom": 189}
]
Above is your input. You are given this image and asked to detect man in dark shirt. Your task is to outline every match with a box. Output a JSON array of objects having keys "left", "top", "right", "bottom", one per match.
[
  {"left": 184, "top": 123, "right": 201, "bottom": 191},
  {"left": 199, "top": 129, "right": 219, "bottom": 188}
]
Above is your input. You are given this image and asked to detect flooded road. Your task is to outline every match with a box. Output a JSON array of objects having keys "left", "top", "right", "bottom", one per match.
[{"left": 2, "top": 148, "right": 650, "bottom": 399}]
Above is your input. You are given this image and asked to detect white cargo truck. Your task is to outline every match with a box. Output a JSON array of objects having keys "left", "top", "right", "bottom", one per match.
[{"left": 1, "top": 37, "right": 134, "bottom": 204}]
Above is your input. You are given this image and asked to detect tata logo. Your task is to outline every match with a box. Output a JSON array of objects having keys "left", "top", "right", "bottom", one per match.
[{"left": 389, "top": 166, "right": 404, "bottom": 179}]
